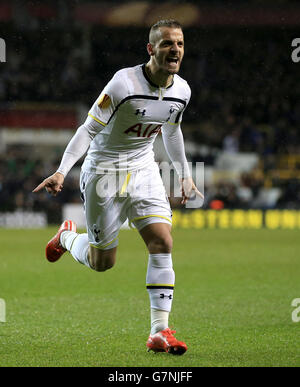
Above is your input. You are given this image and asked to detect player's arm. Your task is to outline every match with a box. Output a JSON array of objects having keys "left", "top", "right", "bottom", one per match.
[
  {"left": 33, "top": 73, "right": 126, "bottom": 196},
  {"left": 32, "top": 116, "right": 103, "bottom": 196},
  {"left": 161, "top": 122, "right": 204, "bottom": 204}
]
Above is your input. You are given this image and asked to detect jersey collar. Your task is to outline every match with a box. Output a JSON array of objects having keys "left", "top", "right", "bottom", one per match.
[{"left": 142, "top": 64, "right": 174, "bottom": 89}]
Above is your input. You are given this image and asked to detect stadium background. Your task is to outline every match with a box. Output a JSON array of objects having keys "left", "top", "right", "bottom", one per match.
[{"left": 0, "top": 0, "right": 299, "bottom": 229}]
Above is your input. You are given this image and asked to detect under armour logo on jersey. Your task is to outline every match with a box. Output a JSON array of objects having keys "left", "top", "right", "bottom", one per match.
[
  {"left": 93, "top": 225, "right": 100, "bottom": 242},
  {"left": 135, "top": 109, "right": 146, "bottom": 116},
  {"left": 160, "top": 294, "right": 173, "bottom": 300}
]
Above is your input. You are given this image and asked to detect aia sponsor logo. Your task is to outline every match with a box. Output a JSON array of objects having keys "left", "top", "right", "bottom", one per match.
[{"left": 124, "top": 123, "right": 162, "bottom": 138}]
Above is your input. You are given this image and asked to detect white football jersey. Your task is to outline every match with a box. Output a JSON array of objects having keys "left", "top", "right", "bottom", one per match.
[{"left": 82, "top": 64, "right": 191, "bottom": 174}]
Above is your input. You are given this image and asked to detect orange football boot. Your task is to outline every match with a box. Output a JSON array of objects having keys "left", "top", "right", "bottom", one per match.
[
  {"left": 45, "top": 220, "right": 77, "bottom": 262},
  {"left": 147, "top": 328, "right": 187, "bottom": 355}
]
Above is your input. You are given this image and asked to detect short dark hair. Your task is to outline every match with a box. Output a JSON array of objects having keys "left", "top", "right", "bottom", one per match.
[{"left": 149, "top": 19, "right": 182, "bottom": 44}]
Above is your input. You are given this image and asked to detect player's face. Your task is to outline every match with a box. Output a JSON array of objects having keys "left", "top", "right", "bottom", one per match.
[{"left": 149, "top": 27, "right": 184, "bottom": 75}]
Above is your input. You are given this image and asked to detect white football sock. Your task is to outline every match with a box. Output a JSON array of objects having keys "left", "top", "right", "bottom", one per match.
[
  {"left": 60, "top": 230, "right": 77, "bottom": 251},
  {"left": 146, "top": 253, "right": 175, "bottom": 334},
  {"left": 60, "top": 231, "right": 91, "bottom": 268},
  {"left": 150, "top": 308, "right": 169, "bottom": 335}
]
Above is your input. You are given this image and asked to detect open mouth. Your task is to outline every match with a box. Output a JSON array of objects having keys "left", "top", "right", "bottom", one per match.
[{"left": 166, "top": 57, "right": 179, "bottom": 64}]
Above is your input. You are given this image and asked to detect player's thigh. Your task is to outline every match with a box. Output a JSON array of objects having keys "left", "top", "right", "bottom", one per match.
[
  {"left": 129, "top": 165, "right": 173, "bottom": 253},
  {"left": 80, "top": 172, "right": 127, "bottom": 270},
  {"left": 139, "top": 222, "right": 173, "bottom": 254}
]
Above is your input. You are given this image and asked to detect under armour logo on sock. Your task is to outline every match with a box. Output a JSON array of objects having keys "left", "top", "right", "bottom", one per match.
[
  {"left": 160, "top": 294, "right": 172, "bottom": 300},
  {"left": 135, "top": 109, "right": 146, "bottom": 116}
]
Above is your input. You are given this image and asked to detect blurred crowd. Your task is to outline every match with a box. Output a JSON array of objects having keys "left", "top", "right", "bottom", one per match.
[
  {"left": 0, "top": 146, "right": 81, "bottom": 223},
  {"left": 1, "top": 144, "right": 300, "bottom": 224},
  {"left": 1, "top": 20, "right": 300, "bottom": 222},
  {"left": 1, "top": 23, "right": 299, "bottom": 155}
]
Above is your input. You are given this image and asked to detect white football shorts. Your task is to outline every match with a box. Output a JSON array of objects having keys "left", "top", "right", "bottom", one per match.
[{"left": 80, "top": 163, "right": 172, "bottom": 250}]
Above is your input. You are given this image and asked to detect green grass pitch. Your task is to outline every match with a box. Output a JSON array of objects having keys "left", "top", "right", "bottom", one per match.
[{"left": 0, "top": 227, "right": 300, "bottom": 367}]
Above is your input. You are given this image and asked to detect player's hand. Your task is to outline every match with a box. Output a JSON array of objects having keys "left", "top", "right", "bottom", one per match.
[
  {"left": 32, "top": 172, "right": 65, "bottom": 197},
  {"left": 179, "top": 176, "right": 204, "bottom": 205}
]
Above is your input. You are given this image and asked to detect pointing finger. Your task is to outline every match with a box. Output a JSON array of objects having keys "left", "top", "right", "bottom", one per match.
[{"left": 32, "top": 181, "right": 47, "bottom": 193}]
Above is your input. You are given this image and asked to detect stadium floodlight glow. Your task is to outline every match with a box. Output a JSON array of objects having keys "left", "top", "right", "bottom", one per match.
[{"left": 0, "top": 38, "right": 6, "bottom": 63}]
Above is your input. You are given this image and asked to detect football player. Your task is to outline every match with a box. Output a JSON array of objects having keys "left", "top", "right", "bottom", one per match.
[{"left": 33, "top": 19, "right": 203, "bottom": 355}]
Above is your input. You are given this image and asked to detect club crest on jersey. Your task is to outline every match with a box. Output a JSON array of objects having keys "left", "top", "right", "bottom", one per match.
[
  {"left": 98, "top": 94, "right": 111, "bottom": 109},
  {"left": 166, "top": 106, "right": 176, "bottom": 122},
  {"left": 124, "top": 123, "right": 162, "bottom": 138}
]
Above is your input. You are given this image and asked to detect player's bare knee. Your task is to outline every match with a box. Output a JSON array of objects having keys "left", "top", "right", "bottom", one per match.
[
  {"left": 89, "top": 247, "right": 116, "bottom": 272},
  {"left": 148, "top": 235, "right": 173, "bottom": 254},
  {"left": 92, "top": 258, "right": 115, "bottom": 272}
]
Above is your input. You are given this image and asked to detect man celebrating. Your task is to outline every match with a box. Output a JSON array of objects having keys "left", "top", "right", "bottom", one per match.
[{"left": 33, "top": 19, "right": 203, "bottom": 355}]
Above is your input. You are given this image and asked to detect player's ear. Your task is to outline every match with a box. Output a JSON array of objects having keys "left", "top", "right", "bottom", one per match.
[{"left": 147, "top": 43, "right": 155, "bottom": 56}]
